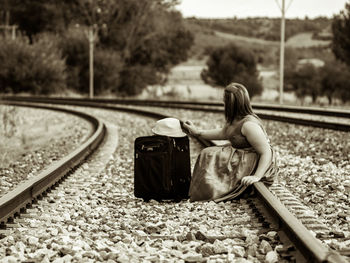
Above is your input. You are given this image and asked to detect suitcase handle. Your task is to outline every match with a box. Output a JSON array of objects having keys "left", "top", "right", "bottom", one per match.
[{"left": 141, "top": 143, "right": 164, "bottom": 150}]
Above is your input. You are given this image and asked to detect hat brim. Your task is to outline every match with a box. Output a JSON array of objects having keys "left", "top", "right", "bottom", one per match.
[{"left": 152, "top": 128, "right": 187, "bottom": 137}]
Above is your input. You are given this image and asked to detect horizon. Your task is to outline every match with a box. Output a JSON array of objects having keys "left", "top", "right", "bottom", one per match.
[
  {"left": 175, "top": 0, "right": 348, "bottom": 19},
  {"left": 182, "top": 15, "right": 333, "bottom": 20}
]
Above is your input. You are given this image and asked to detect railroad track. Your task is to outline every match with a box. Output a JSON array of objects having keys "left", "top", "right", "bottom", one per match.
[
  {"left": 0, "top": 97, "right": 348, "bottom": 262},
  {"left": 2, "top": 96, "right": 349, "bottom": 131},
  {"left": 0, "top": 101, "right": 106, "bottom": 226}
]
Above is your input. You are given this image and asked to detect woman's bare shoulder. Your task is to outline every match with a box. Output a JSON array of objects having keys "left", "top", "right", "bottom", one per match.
[{"left": 241, "top": 119, "right": 264, "bottom": 136}]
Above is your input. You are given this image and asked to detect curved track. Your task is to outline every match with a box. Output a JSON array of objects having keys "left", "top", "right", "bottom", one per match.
[
  {"left": 0, "top": 97, "right": 348, "bottom": 263},
  {"left": 0, "top": 101, "right": 106, "bottom": 226},
  {"left": 2, "top": 96, "right": 349, "bottom": 131}
]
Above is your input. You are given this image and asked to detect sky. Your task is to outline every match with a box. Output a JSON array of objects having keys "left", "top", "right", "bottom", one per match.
[{"left": 175, "top": 0, "right": 348, "bottom": 19}]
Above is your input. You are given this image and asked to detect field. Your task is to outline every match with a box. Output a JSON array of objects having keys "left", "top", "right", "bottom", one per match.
[
  {"left": 213, "top": 31, "right": 330, "bottom": 49},
  {"left": 0, "top": 107, "right": 90, "bottom": 168},
  {"left": 140, "top": 20, "right": 336, "bottom": 106},
  {"left": 286, "top": 32, "right": 330, "bottom": 48},
  {"left": 139, "top": 60, "right": 293, "bottom": 103}
]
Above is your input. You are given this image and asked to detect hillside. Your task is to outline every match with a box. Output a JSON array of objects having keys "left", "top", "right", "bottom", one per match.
[
  {"left": 214, "top": 31, "right": 330, "bottom": 48},
  {"left": 184, "top": 17, "right": 333, "bottom": 67},
  {"left": 154, "top": 17, "right": 335, "bottom": 103},
  {"left": 186, "top": 17, "right": 332, "bottom": 42}
]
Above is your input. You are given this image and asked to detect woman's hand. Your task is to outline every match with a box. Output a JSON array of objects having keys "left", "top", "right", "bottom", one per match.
[
  {"left": 183, "top": 120, "right": 199, "bottom": 136},
  {"left": 241, "top": 175, "right": 261, "bottom": 186}
]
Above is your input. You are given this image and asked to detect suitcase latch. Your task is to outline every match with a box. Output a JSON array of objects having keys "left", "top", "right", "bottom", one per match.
[{"left": 142, "top": 145, "right": 155, "bottom": 151}]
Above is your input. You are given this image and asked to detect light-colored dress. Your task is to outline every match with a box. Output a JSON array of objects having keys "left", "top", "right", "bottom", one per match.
[{"left": 189, "top": 115, "right": 278, "bottom": 202}]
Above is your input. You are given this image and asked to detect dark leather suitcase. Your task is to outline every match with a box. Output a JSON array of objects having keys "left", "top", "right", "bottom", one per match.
[{"left": 134, "top": 135, "right": 191, "bottom": 201}]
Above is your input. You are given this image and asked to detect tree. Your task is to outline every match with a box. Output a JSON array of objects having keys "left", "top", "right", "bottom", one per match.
[
  {"left": 320, "top": 59, "right": 350, "bottom": 104},
  {"left": 2, "top": 0, "right": 193, "bottom": 96},
  {"left": 65, "top": 0, "right": 193, "bottom": 95},
  {"left": 201, "top": 43, "right": 263, "bottom": 97},
  {"left": 285, "top": 63, "right": 321, "bottom": 103},
  {"left": 283, "top": 48, "right": 300, "bottom": 92},
  {"left": 334, "top": 78, "right": 350, "bottom": 103},
  {"left": 332, "top": 2, "right": 350, "bottom": 67},
  {"left": 0, "top": 36, "right": 66, "bottom": 95},
  {"left": 320, "top": 60, "right": 343, "bottom": 104},
  {"left": 4, "top": 0, "right": 69, "bottom": 42},
  {"left": 93, "top": 0, "right": 193, "bottom": 94},
  {"left": 96, "top": 0, "right": 192, "bottom": 66}
]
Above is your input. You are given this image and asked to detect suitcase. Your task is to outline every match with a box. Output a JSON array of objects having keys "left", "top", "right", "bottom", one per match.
[{"left": 134, "top": 135, "right": 191, "bottom": 201}]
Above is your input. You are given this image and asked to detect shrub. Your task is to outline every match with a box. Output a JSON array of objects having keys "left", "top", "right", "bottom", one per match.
[
  {"left": 285, "top": 58, "right": 350, "bottom": 104},
  {"left": 285, "top": 63, "right": 321, "bottom": 103},
  {"left": 0, "top": 106, "right": 18, "bottom": 138},
  {"left": 0, "top": 35, "right": 66, "bottom": 94},
  {"left": 93, "top": 49, "right": 123, "bottom": 95},
  {"left": 320, "top": 60, "right": 350, "bottom": 104},
  {"left": 332, "top": 3, "right": 350, "bottom": 67},
  {"left": 117, "top": 66, "right": 161, "bottom": 96},
  {"left": 59, "top": 27, "right": 123, "bottom": 95},
  {"left": 77, "top": 48, "right": 123, "bottom": 95},
  {"left": 201, "top": 43, "right": 263, "bottom": 97},
  {"left": 58, "top": 28, "right": 89, "bottom": 93}
]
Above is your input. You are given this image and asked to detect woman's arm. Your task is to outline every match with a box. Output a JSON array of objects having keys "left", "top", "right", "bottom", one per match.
[
  {"left": 240, "top": 121, "right": 272, "bottom": 185},
  {"left": 183, "top": 121, "right": 226, "bottom": 140}
]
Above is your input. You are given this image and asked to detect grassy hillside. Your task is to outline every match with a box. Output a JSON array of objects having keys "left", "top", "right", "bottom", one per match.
[
  {"left": 185, "top": 20, "right": 278, "bottom": 66},
  {"left": 184, "top": 17, "right": 334, "bottom": 69},
  {"left": 161, "top": 17, "right": 336, "bottom": 104},
  {"left": 187, "top": 17, "right": 332, "bottom": 42}
]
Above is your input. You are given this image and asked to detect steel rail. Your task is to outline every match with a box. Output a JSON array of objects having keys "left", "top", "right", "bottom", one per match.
[
  {"left": 203, "top": 138, "right": 347, "bottom": 263},
  {"left": 4, "top": 96, "right": 350, "bottom": 118},
  {"left": 2, "top": 98, "right": 213, "bottom": 148},
  {"left": 1, "top": 97, "right": 347, "bottom": 262},
  {"left": 1, "top": 96, "right": 349, "bottom": 131},
  {"left": 0, "top": 101, "right": 106, "bottom": 225},
  {"left": 2, "top": 96, "right": 350, "bottom": 117},
  {"left": 252, "top": 103, "right": 350, "bottom": 119},
  {"left": 254, "top": 182, "right": 347, "bottom": 263}
]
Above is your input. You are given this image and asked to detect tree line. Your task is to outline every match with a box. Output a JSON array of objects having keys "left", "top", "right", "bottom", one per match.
[
  {"left": 188, "top": 16, "right": 331, "bottom": 42},
  {"left": 0, "top": 0, "right": 194, "bottom": 96},
  {"left": 197, "top": 3, "right": 350, "bottom": 104},
  {"left": 284, "top": 2, "right": 350, "bottom": 104},
  {"left": 0, "top": 0, "right": 350, "bottom": 104}
]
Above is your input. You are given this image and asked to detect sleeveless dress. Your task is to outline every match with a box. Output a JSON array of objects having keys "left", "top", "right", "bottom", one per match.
[{"left": 189, "top": 115, "right": 278, "bottom": 202}]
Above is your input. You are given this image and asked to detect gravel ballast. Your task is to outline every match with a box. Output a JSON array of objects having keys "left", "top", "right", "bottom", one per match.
[
  {"left": 0, "top": 105, "right": 92, "bottom": 198},
  {"left": 143, "top": 106, "right": 350, "bottom": 251},
  {"left": 0, "top": 105, "right": 349, "bottom": 262},
  {"left": 1, "top": 109, "right": 286, "bottom": 263}
]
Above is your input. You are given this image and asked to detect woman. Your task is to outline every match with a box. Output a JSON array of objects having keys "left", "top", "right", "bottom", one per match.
[{"left": 183, "top": 82, "right": 278, "bottom": 202}]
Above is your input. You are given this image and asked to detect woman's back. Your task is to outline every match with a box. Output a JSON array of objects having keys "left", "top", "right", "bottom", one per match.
[{"left": 224, "top": 115, "right": 266, "bottom": 149}]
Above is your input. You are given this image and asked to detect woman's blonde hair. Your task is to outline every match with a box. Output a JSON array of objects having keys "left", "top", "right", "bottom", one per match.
[{"left": 223, "top": 82, "right": 258, "bottom": 123}]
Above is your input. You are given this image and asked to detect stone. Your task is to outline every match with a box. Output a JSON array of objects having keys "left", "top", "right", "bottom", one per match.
[
  {"left": 27, "top": 236, "right": 39, "bottom": 246},
  {"left": 265, "top": 251, "right": 279, "bottom": 263},
  {"left": 183, "top": 252, "right": 203, "bottom": 262},
  {"left": 213, "top": 239, "right": 228, "bottom": 254},
  {"left": 200, "top": 243, "right": 215, "bottom": 257},
  {"left": 259, "top": 240, "right": 273, "bottom": 254},
  {"left": 232, "top": 246, "right": 245, "bottom": 258}
]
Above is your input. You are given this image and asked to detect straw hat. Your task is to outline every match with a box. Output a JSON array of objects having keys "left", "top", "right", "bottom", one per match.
[{"left": 152, "top": 118, "right": 186, "bottom": 137}]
